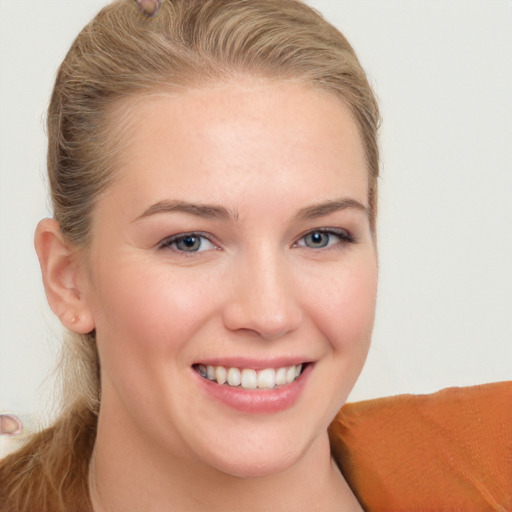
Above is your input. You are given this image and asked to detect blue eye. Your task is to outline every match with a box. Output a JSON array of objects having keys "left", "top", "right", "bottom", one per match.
[
  {"left": 303, "top": 231, "right": 330, "bottom": 248},
  {"left": 297, "top": 229, "right": 353, "bottom": 249},
  {"left": 160, "top": 233, "right": 216, "bottom": 253}
]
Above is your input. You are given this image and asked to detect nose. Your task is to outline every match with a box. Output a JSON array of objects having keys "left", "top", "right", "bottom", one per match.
[{"left": 222, "top": 249, "right": 303, "bottom": 340}]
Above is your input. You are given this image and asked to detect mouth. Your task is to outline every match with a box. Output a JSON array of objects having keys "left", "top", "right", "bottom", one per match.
[{"left": 193, "top": 363, "right": 307, "bottom": 390}]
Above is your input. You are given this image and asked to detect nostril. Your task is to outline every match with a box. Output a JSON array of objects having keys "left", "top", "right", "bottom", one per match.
[{"left": 222, "top": 303, "right": 303, "bottom": 340}]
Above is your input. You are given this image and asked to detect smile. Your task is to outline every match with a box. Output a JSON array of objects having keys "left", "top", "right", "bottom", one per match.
[{"left": 194, "top": 363, "right": 304, "bottom": 390}]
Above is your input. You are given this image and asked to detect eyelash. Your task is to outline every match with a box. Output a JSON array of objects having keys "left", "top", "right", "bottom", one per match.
[
  {"left": 293, "top": 228, "right": 356, "bottom": 250},
  {"left": 158, "top": 228, "right": 356, "bottom": 254},
  {"left": 158, "top": 232, "right": 218, "bottom": 253}
]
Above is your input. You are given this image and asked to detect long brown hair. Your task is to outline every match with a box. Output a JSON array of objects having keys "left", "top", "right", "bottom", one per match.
[{"left": 0, "top": 1, "right": 380, "bottom": 510}]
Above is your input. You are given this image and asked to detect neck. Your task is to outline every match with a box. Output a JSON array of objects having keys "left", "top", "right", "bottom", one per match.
[{"left": 88, "top": 403, "right": 362, "bottom": 512}]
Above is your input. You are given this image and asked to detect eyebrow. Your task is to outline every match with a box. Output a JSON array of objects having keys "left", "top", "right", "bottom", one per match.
[
  {"left": 135, "top": 200, "right": 232, "bottom": 221},
  {"left": 296, "top": 198, "right": 369, "bottom": 221},
  {"left": 135, "top": 197, "right": 368, "bottom": 222}
]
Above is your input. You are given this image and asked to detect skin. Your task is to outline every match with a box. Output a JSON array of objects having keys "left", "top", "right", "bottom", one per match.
[
  {"left": 0, "top": 414, "right": 23, "bottom": 436},
  {"left": 36, "top": 80, "right": 377, "bottom": 511}
]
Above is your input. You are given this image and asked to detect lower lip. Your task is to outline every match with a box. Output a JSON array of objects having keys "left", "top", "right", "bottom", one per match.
[{"left": 194, "top": 364, "right": 312, "bottom": 414}]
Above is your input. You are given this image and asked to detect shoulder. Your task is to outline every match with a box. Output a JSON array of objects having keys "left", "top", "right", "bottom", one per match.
[{"left": 329, "top": 381, "right": 512, "bottom": 512}]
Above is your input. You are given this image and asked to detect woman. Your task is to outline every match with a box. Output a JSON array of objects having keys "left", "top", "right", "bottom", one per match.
[
  {"left": 1, "top": 0, "right": 379, "bottom": 510},
  {"left": 2, "top": 1, "right": 510, "bottom": 511}
]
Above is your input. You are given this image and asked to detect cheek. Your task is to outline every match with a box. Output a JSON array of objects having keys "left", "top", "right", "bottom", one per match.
[
  {"left": 299, "top": 255, "right": 377, "bottom": 425},
  {"left": 87, "top": 262, "right": 219, "bottom": 365},
  {"left": 310, "top": 258, "right": 378, "bottom": 353}
]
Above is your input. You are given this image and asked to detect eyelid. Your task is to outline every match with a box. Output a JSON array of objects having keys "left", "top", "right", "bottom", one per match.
[
  {"left": 293, "top": 227, "right": 356, "bottom": 248},
  {"left": 157, "top": 227, "right": 354, "bottom": 253},
  {"left": 158, "top": 231, "right": 219, "bottom": 252}
]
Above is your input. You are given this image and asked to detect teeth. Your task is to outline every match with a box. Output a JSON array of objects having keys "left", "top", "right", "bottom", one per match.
[
  {"left": 257, "top": 368, "right": 276, "bottom": 389},
  {"left": 227, "top": 367, "right": 241, "bottom": 386},
  {"left": 275, "top": 367, "right": 287, "bottom": 386},
  {"left": 285, "top": 365, "right": 297, "bottom": 384},
  {"left": 197, "top": 364, "right": 304, "bottom": 389},
  {"left": 241, "top": 369, "right": 257, "bottom": 389},
  {"left": 215, "top": 366, "right": 227, "bottom": 385}
]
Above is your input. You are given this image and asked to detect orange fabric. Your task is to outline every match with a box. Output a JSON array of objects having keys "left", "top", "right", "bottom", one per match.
[{"left": 329, "top": 381, "right": 512, "bottom": 512}]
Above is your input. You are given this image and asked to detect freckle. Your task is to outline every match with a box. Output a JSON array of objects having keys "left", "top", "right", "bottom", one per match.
[
  {"left": 0, "top": 414, "right": 23, "bottom": 436},
  {"left": 136, "top": 0, "right": 162, "bottom": 17}
]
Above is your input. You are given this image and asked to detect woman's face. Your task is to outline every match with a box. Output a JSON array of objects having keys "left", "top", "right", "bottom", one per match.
[{"left": 80, "top": 81, "right": 378, "bottom": 478}]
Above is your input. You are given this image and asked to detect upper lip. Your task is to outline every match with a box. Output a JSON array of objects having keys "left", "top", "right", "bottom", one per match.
[{"left": 192, "top": 357, "right": 312, "bottom": 370}]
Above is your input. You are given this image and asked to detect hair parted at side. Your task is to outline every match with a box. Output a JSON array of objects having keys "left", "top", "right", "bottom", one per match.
[{"left": 0, "top": 1, "right": 380, "bottom": 510}]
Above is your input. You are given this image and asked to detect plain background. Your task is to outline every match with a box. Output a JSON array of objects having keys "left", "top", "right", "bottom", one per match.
[{"left": 1, "top": 0, "right": 511, "bottom": 447}]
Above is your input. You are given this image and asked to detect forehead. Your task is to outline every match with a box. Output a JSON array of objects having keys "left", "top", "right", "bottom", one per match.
[{"left": 103, "top": 81, "right": 369, "bottom": 213}]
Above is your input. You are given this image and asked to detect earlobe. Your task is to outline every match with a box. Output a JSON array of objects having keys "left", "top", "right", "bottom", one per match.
[{"left": 34, "top": 218, "right": 95, "bottom": 334}]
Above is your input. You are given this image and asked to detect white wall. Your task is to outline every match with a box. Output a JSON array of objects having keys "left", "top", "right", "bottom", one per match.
[{"left": 1, "top": 0, "right": 511, "bottom": 444}]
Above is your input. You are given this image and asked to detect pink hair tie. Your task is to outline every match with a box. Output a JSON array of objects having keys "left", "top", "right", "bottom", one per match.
[
  {"left": 0, "top": 414, "right": 23, "bottom": 436},
  {"left": 135, "top": 0, "right": 162, "bottom": 18}
]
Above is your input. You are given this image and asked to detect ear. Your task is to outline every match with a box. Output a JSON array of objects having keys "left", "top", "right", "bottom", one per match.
[{"left": 34, "top": 218, "right": 95, "bottom": 334}]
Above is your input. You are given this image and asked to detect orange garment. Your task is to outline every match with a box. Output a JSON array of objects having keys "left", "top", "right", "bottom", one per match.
[{"left": 329, "top": 381, "right": 512, "bottom": 512}]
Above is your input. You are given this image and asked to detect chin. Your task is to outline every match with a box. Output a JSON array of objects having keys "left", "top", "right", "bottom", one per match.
[
  {"left": 210, "top": 448, "right": 302, "bottom": 480},
  {"left": 194, "top": 424, "right": 320, "bottom": 480}
]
